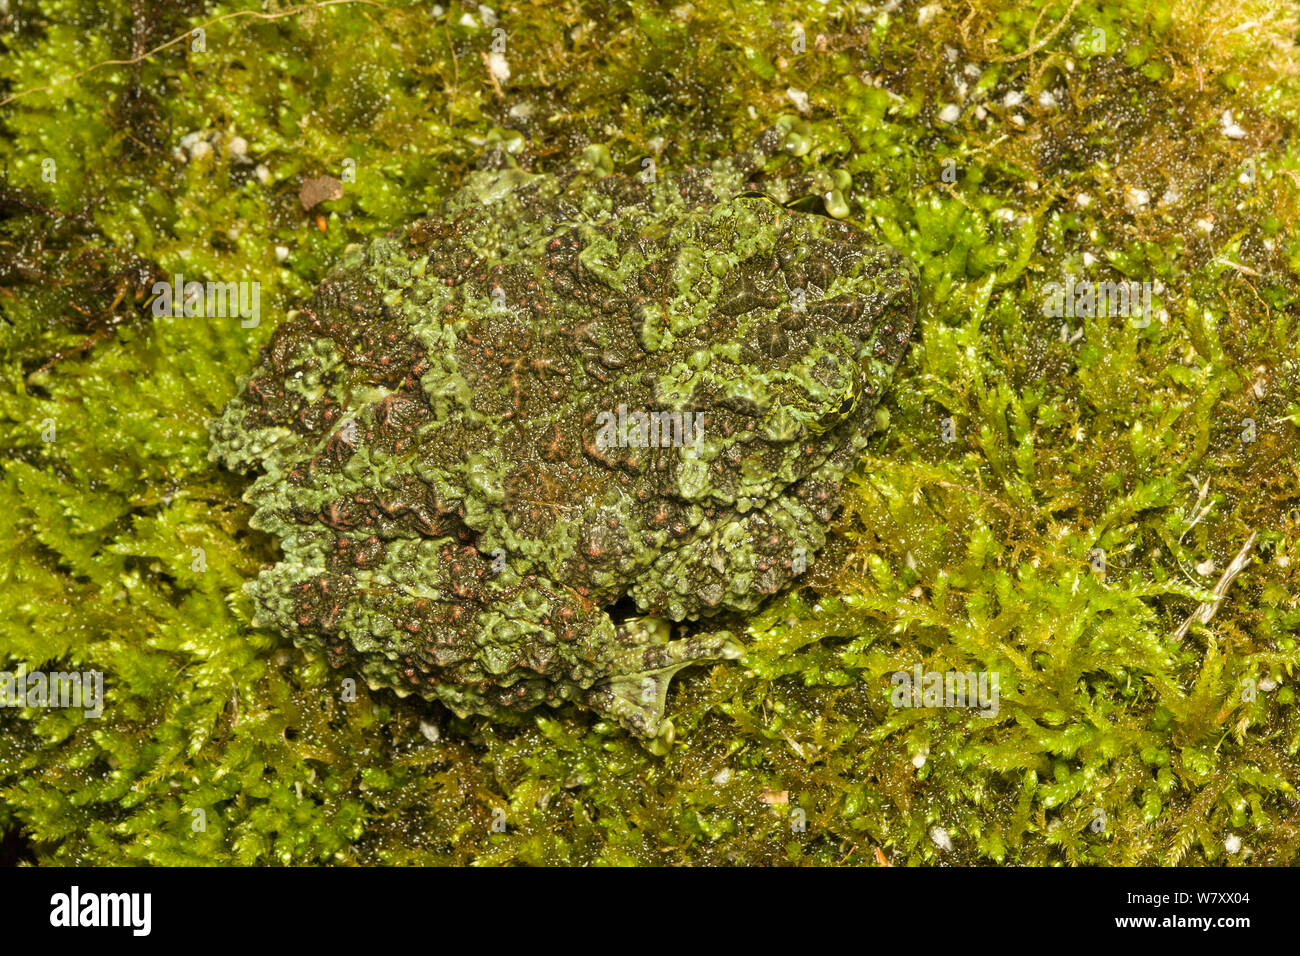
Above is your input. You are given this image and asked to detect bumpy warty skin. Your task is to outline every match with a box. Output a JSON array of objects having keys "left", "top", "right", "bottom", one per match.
[{"left": 209, "top": 129, "right": 919, "bottom": 749}]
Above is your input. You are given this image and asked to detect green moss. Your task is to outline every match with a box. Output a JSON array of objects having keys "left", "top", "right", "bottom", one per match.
[{"left": 2, "top": 0, "right": 1299, "bottom": 865}]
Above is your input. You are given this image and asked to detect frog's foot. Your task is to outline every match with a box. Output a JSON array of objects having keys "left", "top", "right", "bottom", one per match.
[{"left": 585, "top": 625, "right": 743, "bottom": 753}]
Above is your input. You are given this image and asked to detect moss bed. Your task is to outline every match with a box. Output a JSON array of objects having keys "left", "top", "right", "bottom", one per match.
[{"left": 1, "top": 0, "right": 1299, "bottom": 865}]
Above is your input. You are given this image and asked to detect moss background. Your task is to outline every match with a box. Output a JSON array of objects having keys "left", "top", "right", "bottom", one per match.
[{"left": 1, "top": 0, "right": 1299, "bottom": 865}]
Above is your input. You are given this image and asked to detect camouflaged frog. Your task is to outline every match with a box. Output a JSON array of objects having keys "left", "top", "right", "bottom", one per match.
[{"left": 210, "top": 121, "right": 918, "bottom": 751}]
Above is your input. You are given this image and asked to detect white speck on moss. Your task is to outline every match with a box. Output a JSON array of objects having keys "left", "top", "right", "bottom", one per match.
[
  {"left": 930, "top": 826, "right": 953, "bottom": 851},
  {"left": 1221, "top": 110, "right": 1247, "bottom": 139},
  {"left": 488, "top": 51, "right": 510, "bottom": 83},
  {"left": 937, "top": 103, "right": 961, "bottom": 124},
  {"left": 1125, "top": 185, "right": 1150, "bottom": 211}
]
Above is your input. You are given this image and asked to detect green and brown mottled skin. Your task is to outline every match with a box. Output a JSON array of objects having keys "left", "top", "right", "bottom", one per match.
[{"left": 210, "top": 123, "right": 918, "bottom": 750}]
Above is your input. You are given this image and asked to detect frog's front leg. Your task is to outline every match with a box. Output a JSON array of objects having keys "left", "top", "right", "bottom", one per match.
[
  {"left": 583, "top": 616, "right": 742, "bottom": 754},
  {"left": 353, "top": 557, "right": 740, "bottom": 751}
]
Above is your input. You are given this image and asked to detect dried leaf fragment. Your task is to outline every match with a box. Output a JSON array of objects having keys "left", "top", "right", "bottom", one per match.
[{"left": 299, "top": 175, "right": 344, "bottom": 211}]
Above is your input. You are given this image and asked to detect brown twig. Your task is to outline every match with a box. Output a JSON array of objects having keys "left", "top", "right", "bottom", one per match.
[
  {"left": 1173, "top": 531, "right": 1257, "bottom": 641},
  {"left": 480, "top": 50, "right": 504, "bottom": 100},
  {"left": 991, "top": 0, "right": 1084, "bottom": 64}
]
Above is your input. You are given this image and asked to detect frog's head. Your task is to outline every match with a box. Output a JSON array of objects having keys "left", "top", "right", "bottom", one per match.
[
  {"left": 661, "top": 217, "right": 918, "bottom": 509},
  {"left": 758, "top": 239, "right": 918, "bottom": 440}
]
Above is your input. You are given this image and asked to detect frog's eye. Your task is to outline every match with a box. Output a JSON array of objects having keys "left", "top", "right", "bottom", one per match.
[{"left": 814, "top": 389, "right": 857, "bottom": 432}]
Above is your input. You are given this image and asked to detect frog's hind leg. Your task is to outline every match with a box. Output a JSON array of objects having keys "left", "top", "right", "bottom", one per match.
[{"left": 584, "top": 617, "right": 742, "bottom": 753}]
